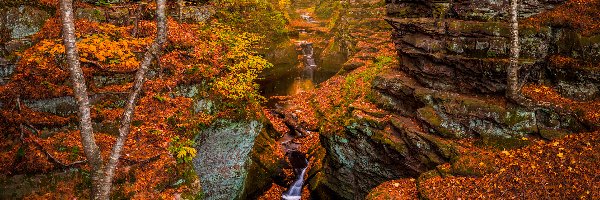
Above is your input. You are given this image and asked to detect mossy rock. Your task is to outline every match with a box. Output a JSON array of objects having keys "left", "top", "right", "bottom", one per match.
[
  {"left": 417, "top": 106, "right": 467, "bottom": 139},
  {"left": 447, "top": 20, "right": 510, "bottom": 37},
  {"left": 449, "top": 154, "right": 496, "bottom": 177},
  {"left": 416, "top": 169, "right": 442, "bottom": 200},
  {"left": 76, "top": 7, "right": 106, "bottom": 22},
  {"left": 539, "top": 128, "right": 568, "bottom": 140},
  {"left": 475, "top": 135, "right": 530, "bottom": 150},
  {"left": 415, "top": 132, "right": 459, "bottom": 160}
]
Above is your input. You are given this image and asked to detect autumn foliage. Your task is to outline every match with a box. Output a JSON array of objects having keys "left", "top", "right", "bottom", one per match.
[
  {"left": 524, "top": 0, "right": 600, "bottom": 36},
  {"left": 0, "top": 1, "right": 273, "bottom": 197},
  {"left": 415, "top": 132, "right": 600, "bottom": 199}
]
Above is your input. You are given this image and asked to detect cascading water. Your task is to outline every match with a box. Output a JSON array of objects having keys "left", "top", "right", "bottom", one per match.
[
  {"left": 300, "top": 42, "right": 317, "bottom": 69},
  {"left": 282, "top": 151, "right": 309, "bottom": 200},
  {"left": 299, "top": 41, "right": 316, "bottom": 82}
]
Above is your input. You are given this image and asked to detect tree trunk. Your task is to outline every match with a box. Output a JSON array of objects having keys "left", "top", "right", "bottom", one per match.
[
  {"left": 59, "top": 0, "right": 106, "bottom": 198},
  {"left": 507, "top": 0, "right": 521, "bottom": 100},
  {"left": 178, "top": 0, "right": 184, "bottom": 23},
  {"left": 97, "top": 0, "right": 168, "bottom": 197},
  {"left": 60, "top": 0, "right": 168, "bottom": 198}
]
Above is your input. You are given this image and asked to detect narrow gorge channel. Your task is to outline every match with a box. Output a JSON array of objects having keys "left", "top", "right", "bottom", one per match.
[{"left": 260, "top": 10, "right": 340, "bottom": 199}]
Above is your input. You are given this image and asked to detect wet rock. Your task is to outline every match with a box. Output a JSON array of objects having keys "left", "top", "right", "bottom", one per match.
[
  {"left": 24, "top": 97, "right": 78, "bottom": 117},
  {"left": 174, "top": 84, "right": 202, "bottom": 98},
  {"left": 557, "top": 81, "right": 599, "bottom": 101},
  {"left": 452, "top": 0, "right": 562, "bottom": 21},
  {"left": 342, "top": 60, "right": 365, "bottom": 71},
  {"left": 0, "top": 58, "right": 15, "bottom": 85},
  {"left": 92, "top": 74, "right": 132, "bottom": 88},
  {"left": 193, "top": 99, "right": 214, "bottom": 114},
  {"left": 242, "top": 123, "right": 286, "bottom": 198}
]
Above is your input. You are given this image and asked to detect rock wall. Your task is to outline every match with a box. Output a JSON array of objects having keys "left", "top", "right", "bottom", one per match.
[
  {"left": 385, "top": 0, "right": 599, "bottom": 97},
  {"left": 0, "top": 4, "right": 51, "bottom": 74},
  {"left": 380, "top": 0, "right": 599, "bottom": 139},
  {"left": 0, "top": 5, "right": 51, "bottom": 40}
]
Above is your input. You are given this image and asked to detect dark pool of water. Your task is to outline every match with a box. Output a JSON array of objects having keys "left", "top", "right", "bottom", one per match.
[{"left": 258, "top": 54, "right": 344, "bottom": 107}]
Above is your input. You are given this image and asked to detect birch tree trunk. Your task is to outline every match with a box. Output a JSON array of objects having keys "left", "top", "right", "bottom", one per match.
[
  {"left": 97, "top": 0, "right": 167, "bottom": 197},
  {"left": 59, "top": 0, "right": 105, "bottom": 198},
  {"left": 507, "top": 0, "right": 521, "bottom": 99},
  {"left": 178, "top": 0, "right": 184, "bottom": 23},
  {"left": 60, "top": 0, "right": 168, "bottom": 199}
]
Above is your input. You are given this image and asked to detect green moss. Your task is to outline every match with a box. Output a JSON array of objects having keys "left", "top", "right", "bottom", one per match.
[
  {"left": 503, "top": 110, "right": 529, "bottom": 126},
  {"left": 475, "top": 135, "right": 530, "bottom": 150},
  {"left": 449, "top": 154, "right": 495, "bottom": 177},
  {"left": 432, "top": 3, "right": 450, "bottom": 20},
  {"left": 461, "top": 97, "right": 506, "bottom": 114},
  {"left": 448, "top": 21, "right": 510, "bottom": 37},
  {"left": 416, "top": 132, "right": 458, "bottom": 160},
  {"left": 315, "top": 0, "right": 339, "bottom": 19},
  {"left": 487, "top": 50, "right": 498, "bottom": 58},
  {"left": 367, "top": 125, "right": 409, "bottom": 155},
  {"left": 417, "top": 106, "right": 461, "bottom": 138}
]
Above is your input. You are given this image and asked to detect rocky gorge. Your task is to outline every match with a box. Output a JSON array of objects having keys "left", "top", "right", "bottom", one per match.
[
  {"left": 255, "top": 0, "right": 599, "bottom": 199},
  {"left": 0, "top": 0, "right": 598, "bottom": 199}
]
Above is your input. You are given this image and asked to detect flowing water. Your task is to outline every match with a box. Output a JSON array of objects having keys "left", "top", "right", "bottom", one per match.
[
  {"left": 257, "top": 10, "right": 347, "bottom": 199},
  {"left": 258, "top": 18, "right": 346, "bottom": 106},
  {"left": 281, "top": 151, "right": 309, "bottom": 200}
]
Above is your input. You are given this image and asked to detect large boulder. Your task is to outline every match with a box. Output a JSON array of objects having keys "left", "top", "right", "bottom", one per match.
[
  {"left": 310, "top": 106, "right": 456, "bottom": 199},
  {"left": 193, "top": 120, "right": 281, "bottom": 200}
]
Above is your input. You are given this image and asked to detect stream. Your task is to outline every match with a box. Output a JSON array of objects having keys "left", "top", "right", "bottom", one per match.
[
  {"left": 258, "top": 11, "right": 345, "bottom": 200},
  {"left": 258, "top": 13, "right": 345, "bottom": 107},
  {"left": 274, "top": 39, "right": 315, "bottom": 200}
]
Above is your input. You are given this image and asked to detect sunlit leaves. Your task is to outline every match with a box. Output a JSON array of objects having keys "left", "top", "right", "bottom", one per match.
[
  {"left": 167, "top": 136, "right": 197, "bottom": 164},
  {"left": 196, "top": 24, "right": 272, "bottom": 103},
  {"left": 27, "top": 28, "right": 152, "bottom": 73}
]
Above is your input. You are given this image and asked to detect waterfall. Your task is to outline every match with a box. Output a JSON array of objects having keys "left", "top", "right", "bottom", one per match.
[
  {"left": 300, "top": 42, "right": 317, "bottom": 69},
  {"left": 281, "top": 154, "right": 309, "bottom": 200}
]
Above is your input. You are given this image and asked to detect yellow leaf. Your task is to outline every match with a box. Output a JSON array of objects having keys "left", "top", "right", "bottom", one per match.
[
  {"left": 177, "top": 150, "right": 187, "bottom": 158},
  {"left": 557, "top": 152, "right": 564, "bottom": 158}
]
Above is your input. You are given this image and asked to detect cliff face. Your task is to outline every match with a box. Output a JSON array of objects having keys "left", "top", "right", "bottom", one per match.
[
  {"left": 381, "top": 0, "right": 599, "bottom": 138},
  {"left": 386, "top": 0, "right": 596, "bottom": 95}
]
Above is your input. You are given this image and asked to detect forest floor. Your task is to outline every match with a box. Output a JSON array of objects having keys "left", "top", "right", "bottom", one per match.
[{"left": 368, "top": 131, "right": 600, "bottom": 199}]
